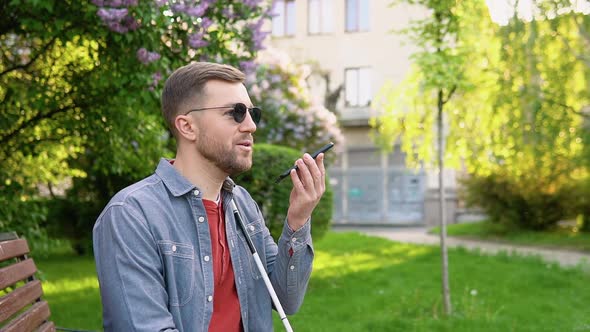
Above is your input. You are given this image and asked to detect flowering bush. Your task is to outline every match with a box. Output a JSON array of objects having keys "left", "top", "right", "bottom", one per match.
[
  {"left": 247, "top": 47, "right": 344, "bottom": 152},
  {"left": 0, "top": 0, "right": 271, "bottom": 249},
  {"left": 91, "top": 0, "right": 272, "bottom": 78}
]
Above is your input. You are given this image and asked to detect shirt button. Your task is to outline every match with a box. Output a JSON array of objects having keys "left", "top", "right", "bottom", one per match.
[
  {"left": 204, "top": 255, "right": 210, "bottom": 262},
  {"left": 207, "top": 295, "right": 213, "bottom": 302},
  {"left": 198, "top": 216, "right": 205, "bottom": 223},
  {"left": 290, "top": 265, "right": 295, "bottom": 270},
  {"left": 249, "top": 225, "right": 255, "bottom": 231},
  {"left": 291, "top": 237, "right": 297, "bottom": 243},
  {"left": 172, "top": 245, "right": 177, "bottom": 252},
  {"left": 193, "top": 190, "right": 200, "bottom": 196}
]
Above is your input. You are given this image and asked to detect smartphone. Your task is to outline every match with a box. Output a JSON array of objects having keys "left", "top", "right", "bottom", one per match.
[{"left": 274, "top": 142, "right": 334, "bottom": 184}]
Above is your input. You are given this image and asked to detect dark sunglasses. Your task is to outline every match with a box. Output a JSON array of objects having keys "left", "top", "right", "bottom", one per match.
[{"left": 184, "top": 103, "right": 261, "bottom": 124}]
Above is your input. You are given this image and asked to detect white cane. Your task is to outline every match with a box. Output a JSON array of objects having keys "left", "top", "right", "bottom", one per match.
[{"left": 225, "top": 189, "right": 294, "bottom": 332}]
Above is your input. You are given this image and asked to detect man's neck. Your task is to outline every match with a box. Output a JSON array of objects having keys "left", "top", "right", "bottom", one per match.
[{"left": 172, "top": 152, "right": 226, "bottom": 201}]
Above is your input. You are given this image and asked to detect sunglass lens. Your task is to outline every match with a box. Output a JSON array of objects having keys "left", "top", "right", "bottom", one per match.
[
  {"left": 232, "top": 103, "right": 261, "bottom": 124},
  {"left": 250, "top": 107, "right": 261, "bottom": 124},
  {"left": 232, "top": 103, "right": 247, "bottom": 123}
]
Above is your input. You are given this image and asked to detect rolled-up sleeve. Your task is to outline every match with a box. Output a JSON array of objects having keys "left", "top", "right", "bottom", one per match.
[
  {"left": 268, "top": 218, "right": 314, "bottom": 314},
  {"left": 93, "top": 203, "right": 179, "bottom": 332}
]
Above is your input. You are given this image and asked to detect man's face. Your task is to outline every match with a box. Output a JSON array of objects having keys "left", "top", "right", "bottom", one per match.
[{"left": 192, "top": 80, "right": 257, "bottom": 175}]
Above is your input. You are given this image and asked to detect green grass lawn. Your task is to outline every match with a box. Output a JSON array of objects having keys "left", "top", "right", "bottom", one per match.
[
  {"left": 431, "top": 221, "right": 590, "bottom": 252},
  {"left": 35, "top": 232, "right": 590, "bottom": 331}
]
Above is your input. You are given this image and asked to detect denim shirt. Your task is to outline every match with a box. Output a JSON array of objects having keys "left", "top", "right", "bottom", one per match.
[{"left": 93, "top": 159, "right": 314, "bottom": 332}]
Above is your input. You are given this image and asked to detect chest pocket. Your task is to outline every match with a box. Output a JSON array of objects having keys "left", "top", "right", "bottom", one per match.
[
  {"left": 238, "top": 219, "right": 265, "bottom": 280},
  {"left": 157, "top": 241, "right": 195, "bottom": 306}
]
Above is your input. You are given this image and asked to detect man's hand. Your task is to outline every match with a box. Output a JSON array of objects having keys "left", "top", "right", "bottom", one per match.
[{"left": 286, "top": 152, "right": 326, "bottom": 231}]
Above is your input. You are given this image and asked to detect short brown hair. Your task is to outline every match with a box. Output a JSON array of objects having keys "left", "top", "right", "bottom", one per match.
[{"left": 161, "top": 62, "right": 245, "bottom": 135}]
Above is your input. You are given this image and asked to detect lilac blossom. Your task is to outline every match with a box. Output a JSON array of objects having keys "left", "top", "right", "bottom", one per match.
[
  {"left": 222, "top": 7, "right": 236, "bottom": 20},
  {"left": 188, "top": 32, "right": 209, "bottom": 48},
  {"left": 250, "top": 84, "right": 262, "bottom": 100},
  {"left": 97, "top": 8, "right": 128, "bottom": 21},
  {"left": 107, "top": 22, "right": 127, "bottom": 33},
  {"left": 247, "top": 47, "right": 345, "bottom": 150},
  {"left": 149, "top": 71, "right": 163, "bottom": 91},
  {"left": 136, "top": 48, "right": 161, "bottom": 65},
  {"left": 96, "top": 8, "right": 139, "bottom": 33},
  {"left": 269, "top": 74, "right": 281, "bottom": 84},
  {"left": 243, "top": 0, "right": 262, "bottom": 8},
  {"left": 170, "top": 4, "right": 187, "bottom": 14},
  {"left": 200, "top": 17, "right": 213, "bottom": 30},
  {"left": 185, "top": 4, "right": 208, "bottom": 17},
  {"left": 240, "top": 60, "right": 257, "bottom": 75},
  {"left": 170, "top": 1, "right": 211, "bottom": 17},
  {"left": 152, "top": 71, "right": 163, "bottom": 85},
  {"left": 121, "top": 16, "right": 140, "bottom": 30},
  {"left": 247, "top": 19, "right": 269, "bottom": 51},
  {"left": 92, "top": 0, "right": 138, "bottom": 6}
]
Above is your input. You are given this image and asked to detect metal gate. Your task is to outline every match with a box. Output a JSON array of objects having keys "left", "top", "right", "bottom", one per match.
[{"left": 329, "top": 167, "right": 426, "bottom": 224}]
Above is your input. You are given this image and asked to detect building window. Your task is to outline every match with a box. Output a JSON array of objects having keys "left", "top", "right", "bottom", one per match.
[
  {"left": 345, "top": 0, "right": 369, "bottom": 32},
  {"left": 272, "top": 0, "right": 296, "bottom": 37},
  {"left": 308, "top": 0, "right": 334, "bottom": 34},
  {"left": 345, "top": 67, "right": 371, "bottom": 107}
]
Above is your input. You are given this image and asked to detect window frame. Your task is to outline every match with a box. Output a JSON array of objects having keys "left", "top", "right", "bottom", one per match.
[
  {"left": 345, "top": 0, "right": 370, "bottom": 33},
  {"left": 344, "top": 67, "right": 371, "bottom": 107},
  {"left": 272, "top": 0, "right": 296, "bottom": 37},
  {"left": 308, "top": 0, "right": 334, "bottom": 35}
]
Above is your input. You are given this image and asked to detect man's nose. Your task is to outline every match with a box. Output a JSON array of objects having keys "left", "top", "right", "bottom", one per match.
[{"left": 239, "top": 111, "right": 257, "bottom": 133}]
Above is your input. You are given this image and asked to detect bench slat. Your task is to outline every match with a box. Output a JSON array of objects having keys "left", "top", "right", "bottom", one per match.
[
  {"left": 0, "top": 239, "right": 30, "bottom": 262},
  {"left": 0, "top": 234, "right": 17, "bottom": 243},
  {"left": 35, "top": 321, "right": 55, "bottom": 332},
  {"left": 0, "top": 280, "right": 43, "bottom": 323},
  {"left": 0, "top": 235, "right": 56, "bottom": 332},
  {"left": 0, "top": 259, "right": 37, "bottom": 290},
  {"left": 0, "top": 300, "right": 51, "bottom": 332}
]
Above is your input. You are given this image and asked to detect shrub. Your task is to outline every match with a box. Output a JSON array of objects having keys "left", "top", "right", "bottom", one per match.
[
  {"left": 460, "top": 174, "right": 571, "bottom": 231},
  {"left": 45, "top": 163, "right": 144, "bottom": 256},
  {"left": 564, "top": 178, "right": 590, "bottom": 232},
  {"left": 46, "top": 198, "right": 100, "bottom": 256},
  {"left": 236, "top": 143, "right": 333, "bottom": 241},
  {"left": 0, "top": 193, "right": 52, "bottom": 254}
]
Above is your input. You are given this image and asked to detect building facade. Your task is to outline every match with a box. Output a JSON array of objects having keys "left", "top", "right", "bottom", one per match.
[{"left": 269, "top": 0, "right": 458, "bottom": 225}]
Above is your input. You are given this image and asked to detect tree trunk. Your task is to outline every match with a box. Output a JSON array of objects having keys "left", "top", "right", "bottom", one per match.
[{"left": 438, "top": 88, "right": 452, "bottom": 315}]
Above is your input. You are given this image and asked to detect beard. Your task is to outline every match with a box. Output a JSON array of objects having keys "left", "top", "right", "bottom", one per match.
[{"left": 196, "top": 129, "right": 252, "bottom": 176}]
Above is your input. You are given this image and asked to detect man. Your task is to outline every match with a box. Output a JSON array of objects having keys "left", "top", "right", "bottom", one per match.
[{"left": 93, "top": 62, "right": 325, "bottom": 331}]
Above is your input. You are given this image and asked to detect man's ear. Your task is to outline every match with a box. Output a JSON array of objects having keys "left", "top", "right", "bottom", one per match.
[{"left": 174, "top": 114, "right": 198, "bottom": 141}]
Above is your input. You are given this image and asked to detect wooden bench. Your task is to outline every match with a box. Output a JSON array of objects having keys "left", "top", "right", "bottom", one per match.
[{"left": 0, "top": 232, "right": 56, "bottom": 332}]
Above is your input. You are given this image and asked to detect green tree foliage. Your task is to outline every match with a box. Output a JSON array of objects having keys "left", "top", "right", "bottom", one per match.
[
  {"left": 371, "top": 0, "right": 482, "bottom": 316},
  {"left": 0, "top": 0, "right": 270, "bottom": 242},
  {"left": 1, "top": 0, "right": 270, "bottom": 187},
  {"left": 236, "top": 143, "right": 333, "bottom": 241},
  {"left": 1, "top": 1, "right": 342, "bottom": 249},
  {"left": 372, "top": 0, "right": 589, "bottom": 231},
  {"left": 455, "top": 1, "right": 589, "bottom": 230},
  {"left": 371, "top": 0, "right": 485, "bottom": 168}
]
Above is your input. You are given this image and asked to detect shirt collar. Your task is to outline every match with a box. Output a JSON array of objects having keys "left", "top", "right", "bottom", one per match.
[
  {"left": 154, "top": 158, "right": 236, "bottom": 197},
  {"left": 154, "top": 158, "right": 196, "bottom": 197}
]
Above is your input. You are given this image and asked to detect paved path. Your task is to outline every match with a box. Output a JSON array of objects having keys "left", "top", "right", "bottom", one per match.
[{"left": 333, "top": 225, "right": 590, "bottom": 268}]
